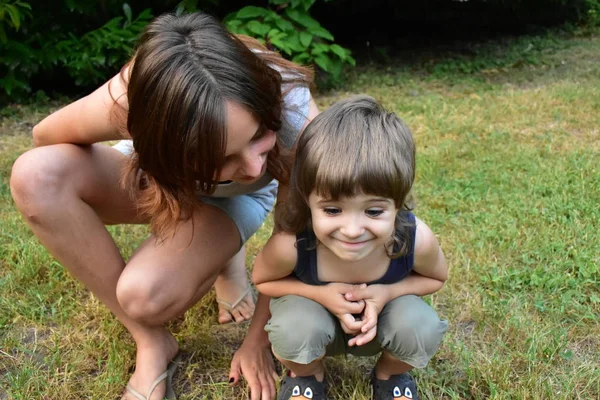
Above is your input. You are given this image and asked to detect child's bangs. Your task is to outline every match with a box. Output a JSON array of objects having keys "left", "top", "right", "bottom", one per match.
[{"left": 313, "top": 150, "right": 398, "bottom": 201}]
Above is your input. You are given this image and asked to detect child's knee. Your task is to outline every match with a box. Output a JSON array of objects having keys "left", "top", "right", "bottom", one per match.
[
  {"left": 266, "top": 295, "right": 335, "bottom": 364},
  {"left": 378, "top": 295, "right": 448, "bottom": 367}
]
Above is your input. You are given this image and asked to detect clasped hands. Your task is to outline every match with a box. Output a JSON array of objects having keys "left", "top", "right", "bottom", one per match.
[{"left": 316, "top": 282, "right": 390, "bottom": 347}]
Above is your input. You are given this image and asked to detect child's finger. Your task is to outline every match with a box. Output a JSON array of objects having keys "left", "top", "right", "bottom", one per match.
[
  {"left": 361, "top": 303, "right": 378, "bottom": 332},
  {"left": 339, "top": 313, "right": 364, "bottom": 333},
  {"left": 361, "top": 315, "right": 377, "bottom": 333},
  {"left": 356, "top": 326, "right": 377, "bottom": 346},
  {"left": 344, "top": 300, "right": 365, "bottom": 314}
]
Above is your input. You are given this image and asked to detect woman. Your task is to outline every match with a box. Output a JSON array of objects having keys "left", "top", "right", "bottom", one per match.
[{"left": 10, "top": 12, "right": 318, "bottom": 400}]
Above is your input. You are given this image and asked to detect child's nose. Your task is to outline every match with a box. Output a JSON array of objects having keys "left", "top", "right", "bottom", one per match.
[{"left": 340, "top": 216, "right": 364, "bottom": 238}]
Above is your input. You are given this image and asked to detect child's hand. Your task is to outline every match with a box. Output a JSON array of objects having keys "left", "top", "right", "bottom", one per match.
[
  {"left": 343, "top": 284, "right": 390, "bottom": 314},
  {"left": 316, "top": 283, "right": 367, "bottom": 333},
  {"left": 347, "top": 300, "right": 380, "bottom": 346},
  {"left": 343, "top": 284, "right": 391, "bottom": 346}
]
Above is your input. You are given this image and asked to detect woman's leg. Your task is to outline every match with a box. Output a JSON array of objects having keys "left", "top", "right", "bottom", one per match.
[
  {"left": 10, "top": 143, "right": 246, "bottom": 399},
  {"left": 214, "top": 246, "right": 255, "bottom": 324}
]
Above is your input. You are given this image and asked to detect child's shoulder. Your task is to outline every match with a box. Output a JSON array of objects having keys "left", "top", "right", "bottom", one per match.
[
  {"left": 414, "top": 217, "right": 436, "bottom": 252},
  {"left": 261, "top": 231, "right": 299, "bottom": 267},
  {"left": 413, "top": 217, "right": 443, "bottom": 266}
]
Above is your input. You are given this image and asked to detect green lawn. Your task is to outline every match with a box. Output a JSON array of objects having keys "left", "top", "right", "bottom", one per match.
[{"left": 1, "top": 32, "right": 599, "bottom": 399}]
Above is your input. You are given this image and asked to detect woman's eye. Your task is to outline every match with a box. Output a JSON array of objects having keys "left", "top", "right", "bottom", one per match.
[
  {"left": 323, "top": 207, "right": 341, "bottom": 215},
  {"left": 251, "top": 125, "right": 267, "bottom": 142},
  {"left": 366, "top": 209, "right": 384, "bottom": 217}
]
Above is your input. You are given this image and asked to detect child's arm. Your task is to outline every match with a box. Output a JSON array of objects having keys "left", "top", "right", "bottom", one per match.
[
  {"left": 382, "top": 217, "right": 448, "bottom": 299},
  {"left": 252, "top": 232, "right": 299, "bottom": 293}
]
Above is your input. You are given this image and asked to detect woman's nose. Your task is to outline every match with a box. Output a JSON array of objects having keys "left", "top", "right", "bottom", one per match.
[{"left": 240, "top": 153, "right": 265, "bottom": 179}]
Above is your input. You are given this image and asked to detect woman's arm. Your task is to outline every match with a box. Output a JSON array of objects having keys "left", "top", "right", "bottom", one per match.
[{"left": 33, "top": 69, "right": 131, "bottom": 147}]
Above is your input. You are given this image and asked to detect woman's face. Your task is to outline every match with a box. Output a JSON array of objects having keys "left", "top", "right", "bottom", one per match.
[{"left": 219, "top": 101, "right": 277, "bottom": 184}]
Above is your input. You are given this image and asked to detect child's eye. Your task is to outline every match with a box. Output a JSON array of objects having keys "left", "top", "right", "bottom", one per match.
[
  {"left": 365, "top": 209, "right": 384, "bottom": 217},
  {"left": 323, "top": 207, "right": 341, "bottom": 215}
]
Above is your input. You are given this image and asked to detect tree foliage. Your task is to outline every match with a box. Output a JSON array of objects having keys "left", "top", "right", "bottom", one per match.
[{"left": 1, "top": 0, "right": 599, "bottom": 103}]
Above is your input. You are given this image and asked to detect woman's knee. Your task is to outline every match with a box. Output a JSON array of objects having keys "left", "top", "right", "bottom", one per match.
[
  {"left": 10, "top": 145, "right": 80, "bottom": 222},
  {"left": 116, "top": 262, "right": 203, "bottom": 324}
]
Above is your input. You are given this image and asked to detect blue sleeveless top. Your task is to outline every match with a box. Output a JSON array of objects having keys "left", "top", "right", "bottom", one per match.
[{"left": 292, "top": 212, "right": 416, "bottom": 285}]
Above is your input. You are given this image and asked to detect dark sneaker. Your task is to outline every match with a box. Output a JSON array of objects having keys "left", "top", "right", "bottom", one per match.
[
  {"left": 277, "top": 373, "right": 326, "bottom": 400},
  {"left": 372, "top": 372, "right": 418, "bottom": 400}
]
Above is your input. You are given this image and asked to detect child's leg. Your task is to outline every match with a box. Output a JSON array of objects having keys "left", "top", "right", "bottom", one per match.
[
  {"left": 376, "top": 295, "right": 448, "bottom": 379},
  {"left": 374, "top": 351, "right": 413, "bottom": 379},
  {"left": 265, "top": 295, "right": 340, "bottom": 382}
]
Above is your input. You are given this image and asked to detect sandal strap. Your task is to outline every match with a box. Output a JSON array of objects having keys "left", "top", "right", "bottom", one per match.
[
  {"left": 126, "top": 384, "right": 147, "bottom": 400},
  {"left": 125, "top": 370, "right": 168, "bottom": 400},
  {"left": 216, "top": 286, "right": 252, "bottom": 310}
]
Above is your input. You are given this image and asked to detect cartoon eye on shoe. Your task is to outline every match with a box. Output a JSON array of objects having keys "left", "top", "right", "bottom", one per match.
[
  {"left": 303, "top": 387, "right": 314, "bottom": 399},
  {"left": 292, "top": 385, "right": 301, "bottom": 396},
  {"left": 392, "top": 386, "right": 413, "bottom": 399},
  {"left": 291, "top": 384, "right": 314, "bottom": 399}
]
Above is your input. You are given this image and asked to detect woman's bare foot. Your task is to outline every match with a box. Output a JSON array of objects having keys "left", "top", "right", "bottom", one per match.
[
  {"left": 122, "top": 327, "right": 179, "bottom": 400},
  {"left": 214, "top": 247, "right": 255, "bottom": 324}
]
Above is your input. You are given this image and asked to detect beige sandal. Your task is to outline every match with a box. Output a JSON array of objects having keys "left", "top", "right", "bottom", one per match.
[
  {"left": 125, "top": 354, "right": 180, "bottom": 400},
  {"left": 216, "top": 286, "right": 255, "bottom": 324}
]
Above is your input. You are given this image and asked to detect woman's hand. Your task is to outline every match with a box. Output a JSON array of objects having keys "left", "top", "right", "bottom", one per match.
[{"left": 229, "top": 334, "right": 278, "bottom": 400}]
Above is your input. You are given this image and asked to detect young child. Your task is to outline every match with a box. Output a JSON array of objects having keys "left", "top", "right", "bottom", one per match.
[{"left": 252, "top": 95, "right": 449, "bottom": 400}]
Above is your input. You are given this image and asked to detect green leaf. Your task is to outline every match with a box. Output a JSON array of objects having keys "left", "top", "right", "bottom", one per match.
[
  {"left": 314, "top": 54, "right": 331, "bottom": 71},
  {"left": 236, "top": 6, "right": 268, "bottom": 19},
  {"left": 292, "top": 52, "right": 311, "bottom": 64},
  {"left": 309, "top": 26, "right": 334, "bottom": 41},
  {"left": 270, "top": 37, "right": 292, "bottom": 55},
  {"left": 226, "top": 19, "right": 242, "bottom": 32},
  {"left": 346, "top": 55, "right": 356, "bottom": 66},
  {"left": 311, "top": 42, "right": 329, "bottom": 55},
  {"left": 123, "top": 3, "right": 132, "bottom": 25},
  {"left": 285, "top": 8, "right": 319, "bottom": 29},
  {"left": 6, "top": 4, "right": 22, "bottom": 30},
  {"left": 286, "top": 31, "right": 306, "bottom": 52},
  {"left": 299, "top": 31, "right": 312, "bottom": 48},
  {"left": 275, "top": 18, "right": 295, "bottom": 33},
  {"left": 330, "top": 44, "right": 347, "bottom": 59},
  {"left": 247, "top": 20, "right": 270, "bottom": 37}
]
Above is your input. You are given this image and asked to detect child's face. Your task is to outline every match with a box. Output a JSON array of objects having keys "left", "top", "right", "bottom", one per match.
[{"left": 308, "top": 191, "right": 398, "bottom": 262}]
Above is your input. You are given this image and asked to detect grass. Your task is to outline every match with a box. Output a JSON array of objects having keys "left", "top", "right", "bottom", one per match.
[{"left": 1, "top": 31, "right": 599, "bottom": 399}]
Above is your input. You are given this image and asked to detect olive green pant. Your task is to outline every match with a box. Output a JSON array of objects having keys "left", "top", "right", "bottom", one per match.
[{"left": 266, "top": 294, "right": 448, "bottom": 368}]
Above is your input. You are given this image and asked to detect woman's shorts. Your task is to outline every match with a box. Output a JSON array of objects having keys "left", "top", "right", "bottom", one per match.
[
  {"left": 266, "top": 294, "right": 448, "bottom": 368},
  {"left": 111, "top": 141, "right": 277, "bottom": 246}
]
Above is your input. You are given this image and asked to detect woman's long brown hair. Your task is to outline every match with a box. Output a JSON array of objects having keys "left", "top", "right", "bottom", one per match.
[{"left": 112, "top": 12, "right": 313, "bottom": 240}]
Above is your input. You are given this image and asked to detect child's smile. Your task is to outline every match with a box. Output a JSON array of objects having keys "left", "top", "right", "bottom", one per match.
[{"left": 308, "top": 191, "right": 397, "bottom": 262}]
